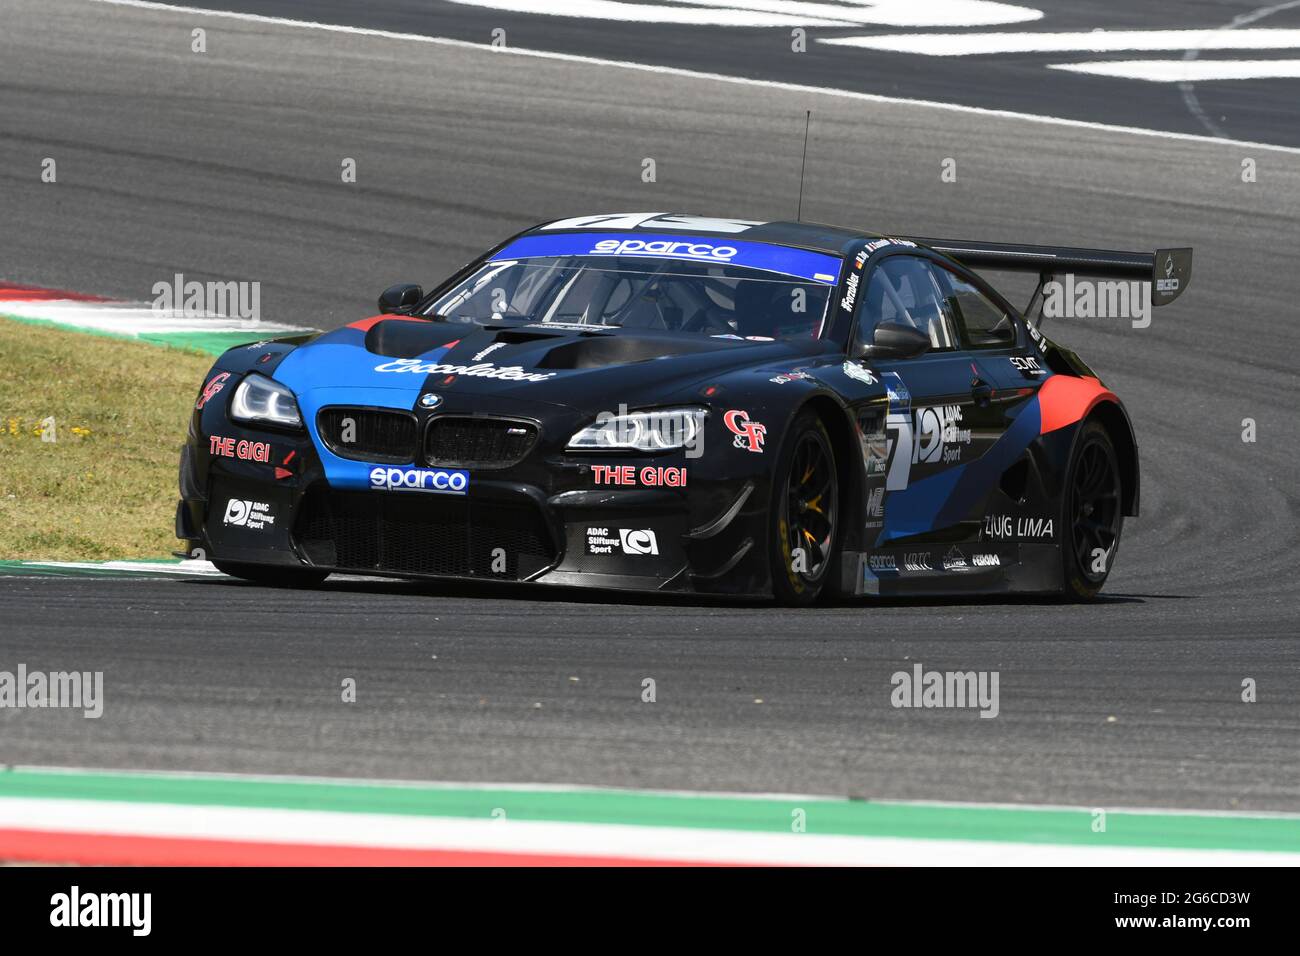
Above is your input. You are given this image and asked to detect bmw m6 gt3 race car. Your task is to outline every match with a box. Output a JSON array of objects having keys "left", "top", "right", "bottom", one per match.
[{"left": 177, "top": 213, "right": 1191, "bottom": 603}]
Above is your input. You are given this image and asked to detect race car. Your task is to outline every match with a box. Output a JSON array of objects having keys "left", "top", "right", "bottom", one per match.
[{"left": 177, "top": 213, "right": 1191, "bottom": 603}]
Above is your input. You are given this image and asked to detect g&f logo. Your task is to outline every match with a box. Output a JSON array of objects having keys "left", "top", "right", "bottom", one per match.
[
  {"left": 197, "top": 372, "right": 231, "bottom": 409},
  {"left": 723, "top": 409, "right": 767, "bottom": 453},
  {"left": 619, "top": 529, "right": 659, "bottom": 555}
]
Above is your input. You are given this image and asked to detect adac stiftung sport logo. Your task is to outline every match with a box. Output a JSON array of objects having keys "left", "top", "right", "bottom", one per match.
[{"left": 369, "top": 466, "right": 469, "bottom": 495}]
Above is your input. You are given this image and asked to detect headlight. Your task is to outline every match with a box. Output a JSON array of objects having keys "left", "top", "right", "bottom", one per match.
[
  {"left": 567, "top": 407, "right": 706, "bottom": 453},
  {"left": 230, "top": 374, "right": 303, "bottom": 429}
]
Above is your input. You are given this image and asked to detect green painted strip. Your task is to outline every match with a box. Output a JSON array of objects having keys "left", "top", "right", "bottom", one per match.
[
  {"left": 0, "top": 560, "right": 184, "bottom": 577},
  {"left": 0, "top": 562, "right": 136, "bottom": 577},
  {"left": 1, "top": 768, "right": 1296, "bottom": 853}
]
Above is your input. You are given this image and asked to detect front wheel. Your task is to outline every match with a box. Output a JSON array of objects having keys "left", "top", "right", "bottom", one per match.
[
  {"left": 1060, "top": 420, "right": 1124, "bottom": 601},
  {"left": 213, "top": 560, "right": 330, "bottom": 589},
  {"left": 769, "top": 409, "right": 839, "bottom": 606}
]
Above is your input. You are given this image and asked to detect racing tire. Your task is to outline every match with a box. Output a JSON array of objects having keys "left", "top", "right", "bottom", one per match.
[
  {"left": 769, "top": 409, "right": 840, "bottom": 606},
  {"left": 1060, "top": 419, "right": 1124, "bottom": 601},
  {"left": 213, "top": 560, "right": 330, "bottom": 589}
]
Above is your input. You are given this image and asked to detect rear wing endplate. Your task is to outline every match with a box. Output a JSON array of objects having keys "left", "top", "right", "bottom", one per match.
[{"left": 907, "top": 238, "right": 1192, "bottom": 328}]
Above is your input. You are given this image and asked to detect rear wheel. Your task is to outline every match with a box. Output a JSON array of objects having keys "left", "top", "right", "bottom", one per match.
[
  {"left": 769, "top": 410, "right": 839, "bottom": 606},
  {"left": 213, "top": 560, "right": 329, "bottom": 589},
  {"left": 1060, "top": 420, "right": 1124, "bottom": 601}
]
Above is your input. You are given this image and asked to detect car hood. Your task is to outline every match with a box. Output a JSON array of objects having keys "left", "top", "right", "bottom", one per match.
[{"left": 272, "top": 316, "right": 828, "bottom": 412}]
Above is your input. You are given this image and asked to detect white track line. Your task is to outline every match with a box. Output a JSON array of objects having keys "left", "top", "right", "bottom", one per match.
[
  {"left": 15, "top": 559, "right": 224, "bottom": 576},
  {"left": 1, "top": 300, "right": 307, "bottom": 335},
  {"left": 4, "top": 797, "right": 1294, "bottom": 866},
  {"left": 819, "top": 28, "right": 1300, "bottom": 55},
  {"left": 88, "top": 0, "right": 1300, "bottom": 156},
  {"left": 1051, "top": 59, "right": 1300, "bottom": 82}
]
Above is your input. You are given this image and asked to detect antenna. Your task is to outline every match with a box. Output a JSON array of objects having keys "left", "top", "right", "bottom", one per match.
[{"left": 796, "top": 110, "right": 811, "bottom": 222}]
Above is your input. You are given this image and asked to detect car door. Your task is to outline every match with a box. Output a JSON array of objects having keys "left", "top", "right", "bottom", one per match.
[{"left": 849, "top": 254, "right": 993, "bottom": 570}]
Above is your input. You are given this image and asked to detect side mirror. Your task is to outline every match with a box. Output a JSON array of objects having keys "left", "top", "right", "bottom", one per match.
[
  {"left": 858, "top": 321, "right": 931, "bottom": 360},
  {"left": 378, "top": 283, "right": 423, "bottom": 314}
]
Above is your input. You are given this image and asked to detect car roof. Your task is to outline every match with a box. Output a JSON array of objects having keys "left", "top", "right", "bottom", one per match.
[{"left": 523, "top": 213, "right": 880, "bottom": 256}]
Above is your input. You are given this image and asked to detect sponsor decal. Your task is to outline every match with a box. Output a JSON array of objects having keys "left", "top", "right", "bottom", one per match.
[
  {"left": 903, "top": 551, "right": 932, "bottom": 572},
  {"left": 880, "top": 373, "right": 914, "bottom": 492},
  {"left": 1156, "top": 253, "right": 1180, "bottom": 294},
  {"left": 585, "top": 527, "right": 660, "bottom": 556},
  {"left": 983, "top": 514, "right": 1055, "bottom": 540},
  {"left": 768, "top": 370, "right": 813, "bottom": 384},
  {"left": 883, "top": 372, "right": 911, "bottom": 413},
  {"left": 865, "top": 485, "right": 885, "bottom": 519},
  {"left": 868, "top": 553, "right": 897, "bottom": 572},
  {"left": 368, "top": 466, "right": 469, "bottom": 495},
  {"left": 723, "top": 409, "right": 767, "bottom": 453},
  {"left": 1026, "top": 322, "right": 1045, "bottom": 348},
  {"left": 1009, "top": 355, "right": 1045, "bottom": 375},
  {"left": 493, "top": 231, "right": 841, "bottom": 285},
  {"left": 373, "top": 358, "right": 556, "bottom": 382},
  {"left": 196, "top": 372, "right": 231, "bottom": 410},
  {"left": 591, "top": 464, "right": 687, "bottom": 488},
  {"left": 861, "top": 237, "right": 917, "bottom": 258},
  {"left": 914, "top": 404, "right": 972, "bottom": 465},
  {"left": 223, "top": 498, "right": 275, "bottom": 531},
  {"left": 620, "top": 528, "right": 659, "bottom": 555},
  {"left": 840, "top": 271, "right": 860, "bottom": 312},
  {"left": 590, "top": 238, "right": 738, "bottom": 262},
  {"left": 472, "top": 342, "right": 507, "bottom": 361},
  {"left": 842, "top": 361, "right": 877, "bottom": 385},
  {"left": 208, "top": 436, "right": 271, "bottom": 463},
  {"left": 942, "top": 545, "right": 971, "bottom": 572},
  {"left": 972, "top": 552, "right": 1001, "bottom": 567}
]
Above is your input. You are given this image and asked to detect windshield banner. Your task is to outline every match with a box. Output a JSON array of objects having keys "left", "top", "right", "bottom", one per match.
[{"left": 491, "top": 233, "right": 841, "bottom": 285}]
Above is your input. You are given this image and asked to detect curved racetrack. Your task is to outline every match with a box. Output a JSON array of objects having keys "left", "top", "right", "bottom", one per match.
[{"left": 1, "top": 0, "right": 1298, "bottom": 810}]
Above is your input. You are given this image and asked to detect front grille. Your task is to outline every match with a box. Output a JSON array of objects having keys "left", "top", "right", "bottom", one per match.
[
  {"left": 424, "top": 416, "right": 539, "bottom": 470},
  {"left": 318, "top": 407, "right": 417, "bottom": 463},
  {"left": 292, "top": 486, "right": 555, "bottom": 580}
]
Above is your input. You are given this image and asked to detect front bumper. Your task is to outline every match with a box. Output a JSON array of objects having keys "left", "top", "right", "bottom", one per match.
[{"left": 178, "top": 432, "right": 768, "bottom": 596}]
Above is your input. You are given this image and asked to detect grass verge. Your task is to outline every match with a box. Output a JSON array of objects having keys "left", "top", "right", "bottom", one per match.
[{"left": 0, "top": 316, "right": 214, "bottom": 559}]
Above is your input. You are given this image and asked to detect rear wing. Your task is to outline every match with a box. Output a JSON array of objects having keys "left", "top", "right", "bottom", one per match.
[{"left": 908, "top": 238, "right": 1192, "bottom": 328}]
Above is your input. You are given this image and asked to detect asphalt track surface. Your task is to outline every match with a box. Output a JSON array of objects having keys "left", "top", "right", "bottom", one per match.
[
  {"left": 127, "top": 0, "right": 1300, "bottom": 147},
  {"left": 1, "top": 0, "right": 1299, "bottom": 810}
]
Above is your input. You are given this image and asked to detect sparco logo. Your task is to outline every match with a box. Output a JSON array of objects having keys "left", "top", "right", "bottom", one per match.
[
  {"left": 369, "top": 466, "right": 469, "bottom": 494},
  {"left": 589, "top": 238, "right": 738, "bottom": 261}
]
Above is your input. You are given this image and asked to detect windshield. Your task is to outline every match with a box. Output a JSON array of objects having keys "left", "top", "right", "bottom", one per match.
[{"left": 425, "top": 234, "right": 840, "bottom": 341}]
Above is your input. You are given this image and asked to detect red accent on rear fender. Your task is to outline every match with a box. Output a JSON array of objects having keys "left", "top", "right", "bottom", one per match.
[
  {"left": 347, "top": 314, "right": 429, "bottom": 332},
  {"left": 1037, "top": 375, "right": 1118, "bottom": 435}
]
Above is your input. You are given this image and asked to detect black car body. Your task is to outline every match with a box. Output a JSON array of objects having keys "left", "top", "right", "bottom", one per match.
[{"left": 177, "top": 213, "right": 1191, "bottom": 602}]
